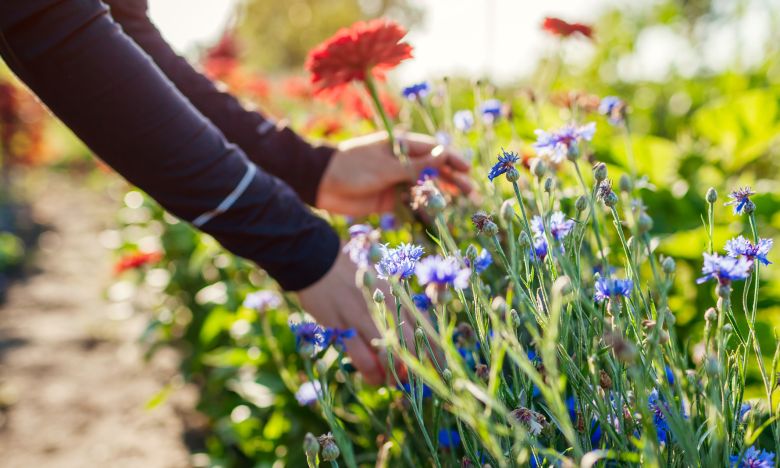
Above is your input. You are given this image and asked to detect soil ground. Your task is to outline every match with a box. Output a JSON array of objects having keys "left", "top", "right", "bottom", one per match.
[{"left": 0, "top": 171, "right": 194, "bottom": 468}]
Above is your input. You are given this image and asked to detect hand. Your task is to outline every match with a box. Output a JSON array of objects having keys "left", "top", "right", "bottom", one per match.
[
  {"left": 297, "top": 247, "right": 414, "bottom": 385},
  {"left": 316, "top": 132, "right": 472, "bottom": 217}
]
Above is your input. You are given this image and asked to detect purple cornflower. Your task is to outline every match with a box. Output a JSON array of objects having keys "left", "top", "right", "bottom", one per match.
[
  {"left": 465, "top": 248, "right": 493, "bottom": 274},
  {"left": 488, "top": 149, "right": 520, "bottom": 182},
  {"left": 696, "top": 253, "right": 753, "bottom": 285},
  {"left": 533, "top": 122, "right": 596, "bottom": 163},
  {"left": 376, "top": 243, "right": 424, "bottom": 280},
  {"left": 323, "top": 327, "right": 356, "bottom": 351},
  {"left": 418, "top": 166, "right": 439, "bottom": 182},
  {"left": 437, "top": 429, "right": 461, "bottom": 449},
  {"left": 726, "top": 187, "right": 756, "bottom": 215},
  {"left": 416, "top": 255, "right": 471, "bottom": 290},
  {"left": 648, "top": 389, "right": 671, "bottom": 444},
  {"left": 401, "top": 81, "right": 430, "bottom": 100},
  {"left": 594, "top": 275, "right": 633, "bottom": 303},
  {"left": 598, "top": 96, "right": 626, "bottom": 126},
  {"left": 530, "top": 212, "right": 575, "bottom": 242},
  {"left": 243, "top": 290, "right": 282, "bottom": 312},
  {"left": 412, "top": 293, "right": 432, "bottom": 311},
  {"left": 454, "top": 109, "right": 475, "bottom": 131},
  {"left": 379, "top": 213, "right": 396, "bottom": 231},
  {"left": 343, "top": 224, "right": 380, "bottom": 268},
  {"left": 289, "top": 322, "right": 325, "bottom": 357},
  {"left": 480, "top": 99, "right": 502, "bottom": 123},
  {"left": 295, "top": 381, "right": 322, "bottom": 406},
  {"left": 725, "top": 236, "right": 772, "bottom": 266},
  {"left": 731, "top": 446, "right": 775, "bottom": 468}
]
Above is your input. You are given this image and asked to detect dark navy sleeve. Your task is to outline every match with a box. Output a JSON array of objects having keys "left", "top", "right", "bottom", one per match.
[
  {"left": 104, "top": 0, "right": 334, "bottom": 207},
  {"left": 0, "top": 0, "right": 339, "bottom": 291}
]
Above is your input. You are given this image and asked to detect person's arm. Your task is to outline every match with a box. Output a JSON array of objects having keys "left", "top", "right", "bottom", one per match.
[
  {"left": 104, "top": 0, "right": 332, "bottom": 206},
  {"left": 0, "top": 0, "right": 336, "bottom": 291}
]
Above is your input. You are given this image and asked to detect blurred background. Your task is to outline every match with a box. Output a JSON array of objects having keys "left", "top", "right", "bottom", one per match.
[{"left": 1, "top": 0, "right": 778, "bottom": 466}]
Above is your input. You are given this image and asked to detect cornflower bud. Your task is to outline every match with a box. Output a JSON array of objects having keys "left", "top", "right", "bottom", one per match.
[
  {"left": 723, "top": 324, "right": 734, "bottom": 335},
  {"left": 475, "top": 363, "right": 489, "bottom": 381},
  {"left": 509, "top": 309, "right": 521, "bottom": 329},
  {"left": 500, "top": 199, "right": 515, "bottom": 222},
  {"left": 743, "top": 199, "right": 756, "bottom": 214},
  {"left": 442, "top": 368, "right": 453, "bottom": 384},
  {"left": 530, "top": 158, "right": 546, "bottom": 178},
  {"left": 662, "top": 257, "right": 676, "bottom": 274},
  {"left": 544, "top": 177, "right": 554, "bottom": 193},
  {"left": 599, "top": 369, "right": 612, "bottom": 389},
  {"left": 506, "top": 166, "right": 521, "bottom": 183},
  {"left": 604, "top": 191, "right": 619, "bottom": 208},
  {"left": 373, "top": 289, "right": 385, "bottom": 303},
  {"left": 637, "top": 213, "right": 653, "bottom": 234},
  {"left": 415, "top": 327, "right": 425, "bottom": 346},
  {"left": 705, "top": 187, "right": 718, "bottom": 204},
  {"left": 359, "top": 269, "right": 376, "bottom": 289},
  {"left": 619, "top": 174, "right": 632, "bottom": 193},
  {"left": 304, "top": 433, "right": 320, "bottom": 459},
  {"left": 517, "top": 231, "right": 530, "bottom": 249},
  {"left": 716, "top": 283, "right": 731, "bottom": 299},
  {"left": 368, "top": 243, "right": 383, "bottom": 263},
  {"left": 472, "top": 211, "right": 499, "bottom": 237},
  {"left": 593, "top": 162, "right": 608, "bottom": 183},
  {"left": 465, "top": 244, "right": 478, "bottom": 261},
  {"left": 575, "top": 195, "right": 588, "bottom": 213},
  {"left": 704, "top": 307, "right": 717, "bottom": 323},
  {"left": 318, "top": 433, "right": 340, "bottom": 462}
]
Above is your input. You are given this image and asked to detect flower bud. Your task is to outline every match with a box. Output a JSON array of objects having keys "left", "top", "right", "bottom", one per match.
[
  {"left": 319, "top": 433, "right": 340, "bottom": 462},
  {"left": 428, "top": 193, "right": 447, "bottom": 213},
  {"left": 442, "top": 368, "right": 453, "bottom": 384},
  {"left": 530, "top": 158, "right": 546, "bottom": 178},
  {"left": 743, "top": 199, "right": 755, "bottom": 214},
  {"left": 566, "top": 144, "right": 580, "bottom": 161},
  {"left": 705, "top": 357, "right": 720, "bottom": 376},
  {"left": 637, "top": 213, "right": 653, "bottom": 234},
  {"left": 593, "top": 162, "right": 608, "bottom": 183},
  {"left": 358, "top": 269, "right": 376, "bottom": 289},
  {"left": 723, "top": 323, "right": 734, "bottom": 335},
  {"left": 304, "top": 432, "right": 320, "bottom": 459},
  {"left": 500, "top": 199, "right": 515, "bottom": 222},
  {"left": 705, "top": 187, "right": 718, "bottom": 204},
  {"left": 415, "top": 327, "right": 425, "bottom": 345},
  {"left": 475, "top": 363, "right": 490, "bottom": 381},
  {"left": 662, "top": 257, "right": 676, "bottom": 274},
  {"left": 716, "top": 283, "right": 731, "bottom": 299},
  {"left": 368, "top": 243, "right": 383, "bottom": 263},
  {"left": 373, "top": 289, "right": 385, "bottom": 303},
  {"left": 480, "top": 220, "right": 499, "bottom": 237},
  {"left": 704, "top": 307, "right": 717, "bottom": 323},
  {"left": 603, "top": 191, "right": 619, "bottom": 208},
  {"left": 517, "top": 231, "right": 531, "bottom": 249},
  {"left": 619, "top": 174, "right": 632, "bottom": 193},
  {"left": 599, "top": 369, "right": 612, "bottom": 389},
  {"left": 506, "top": 167, "right": 521, "bottom": 182},
  {"left": 509, "top": 309, "right": 521, "bottom": 329},
  {"left": 544, "top": 177, "right": 554, "bottom": 193},
  {"left": 465, "top": 244, "right": 478, "bottom": 261},
  {"left": 575, "top": 195, "right": 588, "bottom": 213}
]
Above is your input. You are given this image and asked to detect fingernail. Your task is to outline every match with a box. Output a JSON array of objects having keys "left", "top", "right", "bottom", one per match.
[{"left": 431, "top": 145, "right": 444, "bottom": 158}]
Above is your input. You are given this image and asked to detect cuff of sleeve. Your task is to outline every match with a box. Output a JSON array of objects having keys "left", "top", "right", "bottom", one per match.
[{"left": 273, "top": 221, "right": 341, "bottom": 292}]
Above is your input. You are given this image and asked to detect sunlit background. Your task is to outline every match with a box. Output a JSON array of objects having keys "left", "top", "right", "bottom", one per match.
[{"left": 149, "top": 0, "right": 775, "bottom": 82}]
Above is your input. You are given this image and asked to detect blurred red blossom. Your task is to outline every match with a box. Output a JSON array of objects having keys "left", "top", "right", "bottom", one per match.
[
  {"left": 114, "top": 251, "right": 163, "bottom": 275},
  {"left": 541, "top": 17, "right": 594, "bottom": 39},
  {"left": 282, "top": 76, "right": 313, "bottom": 100},
  {"left": 306, "top": 19, "right": 413, "bottom": 95},
  {"left": 202, "top": 31, "right": 241, "bottom": 81}
]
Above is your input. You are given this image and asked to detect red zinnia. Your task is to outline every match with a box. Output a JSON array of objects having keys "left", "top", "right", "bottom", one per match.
[
  {"left": 114, "top": 251, "right": 163, "bottom": 275},
  {"left": 541, "top": 17, "right": 594, "bottom": 39},
  {"left": 306, "top": 19, "right": 413, "bottom": 95}
]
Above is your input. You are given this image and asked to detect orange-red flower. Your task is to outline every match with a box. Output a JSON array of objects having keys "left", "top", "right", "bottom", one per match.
[
  {"left": 541, "top": 17, "right": 594, "bottom": 39},
  {"left": 114, "top": 251, "right": 163, "bottom": 275},
  {"left": 306, "top": 19, "right": 413, "bottom": 95},
  {"left": 202, "top": 31, "right": 241, "bottom": 81}
]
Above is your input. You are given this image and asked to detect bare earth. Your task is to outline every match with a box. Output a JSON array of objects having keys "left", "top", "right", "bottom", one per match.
[{"left": 0, "top": 172, "right": 192, "bottom": 468}]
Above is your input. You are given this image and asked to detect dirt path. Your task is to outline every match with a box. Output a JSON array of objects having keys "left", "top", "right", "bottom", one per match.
[{"left": 0, "top": 172, "right": 192, "bottom": 468}]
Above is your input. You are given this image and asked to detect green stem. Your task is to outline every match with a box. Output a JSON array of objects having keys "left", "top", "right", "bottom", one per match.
[{"left": 364, "top": 74, "right": 408, "bottom": 165}]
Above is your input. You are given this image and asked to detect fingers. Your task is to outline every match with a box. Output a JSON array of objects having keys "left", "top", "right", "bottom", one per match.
[{"left": 402, "top": 133, "right": 470, "bottom": 173}]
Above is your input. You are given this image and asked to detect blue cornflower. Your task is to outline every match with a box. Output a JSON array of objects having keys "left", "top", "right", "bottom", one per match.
[
  {"left": 376, "top": 243, "right": 425, "bottom": 280},
  {"left": 488, "top": 149, "right": 520, "bottom": 182},
  {"left": 530, "top": 212, "right": 575, "bottom": 242},
  {"left": 566, "top": 396, "right": 603, "bottom": 447},
  {"left": 415, "top": 255, "right": 471, "bottom": 290},
  {"left": 379, "top": 213, "right": 396, "bottom": 231},
  {"left": 398, "top": 382, "right": 433, "bottom": 398},
  {"left": 437, "top": 429, "right": 461, "bottom": 449},
  {"left": 726, "top": 187, "right": 756, "bottom": 215},
  {"left": 418, "top": 166, "right": 439, "bottom": 182},
  {"left": 533, "top": 236, "right": 548, "bottom": 261},
  {"left": 731, "top": 446, "right": 775, "bottom": 468},
  {"left": 453, "top": 109, "right": 475, "bottom": 131},
  {"left": 465, "top": 247, "right": 492, "bottom": 274},
  {"left": 739, "top": 403, "right": 752, "bottom": 423},
  {"left": 598, "top": 96, "right": 626, "bottom": 126},
  {"left": 289, "top": 322, "right": 326, "bottom": 356},
  {"left": 323, "top": 327, "right": 356, "bottom": 351},
  {"left": 725, "top": 236, "right": 772, "bottom": 266},
  {"left": 696, "top": 253, "right": 753, "bottom": 285},
  {"left": 243, "top": 290, "right": 282, "bottom": 312},
  {"left": 593, "top": 275, "right": 633, "bottom": 303},
  {"left": 401, "top": 81, "right": 430, "bottom": 100},
  {"left": 295, "top": 380, "right": 322, "bottom": 406},
  {"left": 647, "top": 389, "right": 671, "bottom": 444},
  {"left": 343, "top": 224, "right": 380, "bottom": 268},
  {"left": 480, "top": 99, "right": 502, "bottom": 123},
  {"left": 533, "top": 122, "right": 596, "bottom": 163},
  {"left": 664, "top": 366, "right": 675, "bottom": 385},
  {"left": 412, "top": 293, "right": 432, "bottom": 311}
]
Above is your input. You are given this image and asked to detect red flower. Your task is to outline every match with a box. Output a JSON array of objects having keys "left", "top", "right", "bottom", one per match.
[
  {"left": 114, "top": 251, "right": 163, "bottom": 275},
  {"left": 202, "top": 31, "right": 241, "bottom": 81},
  {"left": 306, "top": 19, "right": 413, "bottom": 95},
  {"left": 282, "top": 76, "right": 313, "bottom": 100},
  {"left": 541, "top": 17, "right": 594, "bottom": 39}
]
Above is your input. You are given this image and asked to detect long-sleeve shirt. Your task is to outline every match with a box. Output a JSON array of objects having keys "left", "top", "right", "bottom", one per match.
[{"left": 0, "top": 0, "right": 340, "bottom": 291}]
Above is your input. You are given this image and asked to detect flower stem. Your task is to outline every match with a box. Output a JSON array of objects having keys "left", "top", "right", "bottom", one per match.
[{"left": 364, "top": 74, "right": 408, "bottom": 165}]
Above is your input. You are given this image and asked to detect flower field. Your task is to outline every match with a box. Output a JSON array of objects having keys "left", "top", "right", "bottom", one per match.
[{"left": 5, "top": 4, "right": 776, "bottom": 468}]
